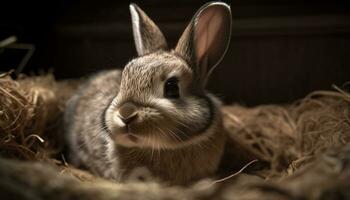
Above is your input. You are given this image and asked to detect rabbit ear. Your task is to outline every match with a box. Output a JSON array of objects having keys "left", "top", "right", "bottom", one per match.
[
  {"left": 175, "top": 2, "right": 231, "bottom": 88},
  {"left": 130, "top": 3, "right": 168, "bottom": 56}
]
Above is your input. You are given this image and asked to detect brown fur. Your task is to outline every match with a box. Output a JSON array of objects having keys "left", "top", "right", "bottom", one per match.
[
  {"left": 65, "top": 2, "right": 232, "bottom": 185},
  {"left": 117, "top": 124, "right": 226, "bottom": 185}
]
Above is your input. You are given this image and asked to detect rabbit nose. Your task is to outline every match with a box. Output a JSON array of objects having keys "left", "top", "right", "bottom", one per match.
[{"left": 118, "top": 102, "right": 138, "bottom": 124}]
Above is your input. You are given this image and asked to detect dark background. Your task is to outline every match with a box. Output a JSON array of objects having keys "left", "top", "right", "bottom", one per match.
[{"left": 1, "top": 0, "right": 350, "bottom": 105}]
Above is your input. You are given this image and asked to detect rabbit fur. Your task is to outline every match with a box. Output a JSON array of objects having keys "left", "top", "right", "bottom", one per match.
[{"left": 65, "top": 2, "right": 232, "bottom": 185}]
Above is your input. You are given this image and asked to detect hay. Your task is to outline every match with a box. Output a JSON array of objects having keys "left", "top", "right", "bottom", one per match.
[
  {"left": 0, "top": 72, "right": 350, "bottom": 199},
  {"left": 0, "top": 72, "right": 80, "bottom": 161},
  {"left": 223, "top": 89, "right": 350, "bottom": 178}
]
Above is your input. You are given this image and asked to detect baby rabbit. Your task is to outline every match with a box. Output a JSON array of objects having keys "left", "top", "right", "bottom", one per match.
[{"left": 65, "top": 2, "right": 232, "bottom": 185}]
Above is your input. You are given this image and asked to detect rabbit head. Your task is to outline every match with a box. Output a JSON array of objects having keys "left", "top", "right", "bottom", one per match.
[{"left": 105, "top": 2, "right": 231, "bottom": 149}]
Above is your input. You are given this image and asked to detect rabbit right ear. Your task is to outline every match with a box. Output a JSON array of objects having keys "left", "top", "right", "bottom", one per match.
[
  {"left": 130, "top": 3, "right": 168, "bottom": 56},
  {"left": 175, "top": 2, "right": 232, "bottom": 89}
]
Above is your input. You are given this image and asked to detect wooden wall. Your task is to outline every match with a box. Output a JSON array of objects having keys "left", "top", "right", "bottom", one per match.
[{"left": 1, "top": 0, "right": 350, "bottom": 105}]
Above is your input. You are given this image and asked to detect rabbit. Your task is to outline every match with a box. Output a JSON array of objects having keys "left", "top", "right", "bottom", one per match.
[{"left": 65, "top": 1, "right": 232, "bottom": 185}]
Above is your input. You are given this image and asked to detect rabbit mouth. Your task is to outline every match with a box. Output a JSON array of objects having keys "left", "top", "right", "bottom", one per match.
[
  {"left": 111, "top": 121, "right": 188, "bottom": 148},
  {"left": 118, "top": 121, "right": 209, "bottom": 149},
  {"left": 105, "top": 102, "right": 212, "bottom": 148},
  {"left": 115, "top": 132, "right": 140, "bottom": 143}
]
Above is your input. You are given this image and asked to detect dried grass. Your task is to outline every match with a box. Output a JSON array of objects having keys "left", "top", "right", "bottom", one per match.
[
  {"left": 0, "top": 72, "right": 79, "bottom": 161},
  {"left": 223, "top": 87, "right": 350, "bottom": 178}
]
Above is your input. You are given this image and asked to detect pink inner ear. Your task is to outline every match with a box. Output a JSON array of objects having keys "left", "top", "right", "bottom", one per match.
[
  {"left": 195, "top": 6, "right": 230, "bottom": 67},
  {"left": 196, "top": 8, "right": 220, "bottom": 59}
]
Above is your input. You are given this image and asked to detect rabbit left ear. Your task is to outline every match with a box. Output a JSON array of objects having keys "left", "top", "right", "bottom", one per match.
[
  {"left": 130, "top": 3, "right": 168, "bottom": 56},
  {"left": 175, "top": 2, "right": 232, "bottom": 88}
]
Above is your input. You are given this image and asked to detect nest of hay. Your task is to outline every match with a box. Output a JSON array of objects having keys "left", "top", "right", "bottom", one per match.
[{"left": 0, "top": 72, "right": 349, "bottom": 200}]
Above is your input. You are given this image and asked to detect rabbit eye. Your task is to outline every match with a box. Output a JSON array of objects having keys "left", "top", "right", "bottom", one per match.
[{"left": 164, "top": 77, "right": 179, "bottom": 98}]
